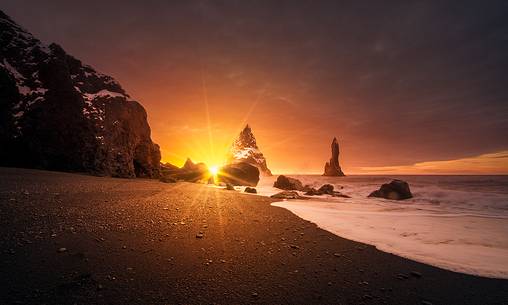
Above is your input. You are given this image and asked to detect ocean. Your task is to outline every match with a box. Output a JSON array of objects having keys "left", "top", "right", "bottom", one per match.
[{"left": 253, "top": 175, "right": 508, "bottom": 279}]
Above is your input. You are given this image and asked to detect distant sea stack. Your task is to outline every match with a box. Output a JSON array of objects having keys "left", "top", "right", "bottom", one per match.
[
  {"left": 227, "top": 124, "right": 272, "bottom": 176},
  {"left": 323, "top": 137, "right": 345, "bottom": 176},
  {"left": 0, "top": 11, "right": 160, "bottom": 177}
]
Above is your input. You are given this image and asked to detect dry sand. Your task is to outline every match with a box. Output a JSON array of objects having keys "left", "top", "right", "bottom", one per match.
[{"left": 0, "top": 167, "right": 507, "bottom": 305}]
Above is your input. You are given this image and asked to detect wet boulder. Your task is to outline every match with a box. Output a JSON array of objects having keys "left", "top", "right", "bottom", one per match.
[
  {"left": 368, "top": 180, "right": 413, "bottom": 200},
  {"left": 317, "top": 184, "right": 334, "bottom": 195},
  {"left": 273, "top": 175, "right": 304, "bottom": 191}
]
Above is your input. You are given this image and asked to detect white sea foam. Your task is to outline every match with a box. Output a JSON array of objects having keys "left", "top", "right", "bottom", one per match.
[{"left": 258, "top": 175, "right": 508, "bottom": 279}]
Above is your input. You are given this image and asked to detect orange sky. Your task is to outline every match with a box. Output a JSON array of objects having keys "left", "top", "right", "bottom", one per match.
[{"left": 4, "top": 2, "right": 508, "bottom": 175}]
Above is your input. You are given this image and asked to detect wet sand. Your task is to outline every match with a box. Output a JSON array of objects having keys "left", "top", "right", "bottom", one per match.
[{"left": 0, "top": 167, "right": 507, "bottom": 305}]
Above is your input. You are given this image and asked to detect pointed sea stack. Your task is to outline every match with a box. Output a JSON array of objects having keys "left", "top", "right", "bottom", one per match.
[
  {"left": 227, "top": 124, "right": 272, "bottom": 176},
  {"left": 323, "top": 137, "right": 345, "bottom": 176}
]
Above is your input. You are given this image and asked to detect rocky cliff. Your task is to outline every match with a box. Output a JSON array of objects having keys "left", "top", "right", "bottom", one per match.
[
  {"left": 0, "top": 11, "right": 160, "bottom": 177},
  {"left": 323, "top": 137, "right": 345, "bottom": 176},
  {"left": 227, "top": 124, "right": 272, "bottom": 176}
]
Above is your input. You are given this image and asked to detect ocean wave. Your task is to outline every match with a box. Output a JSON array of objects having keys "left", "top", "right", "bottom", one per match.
[{"left": 259, "top": 175, "right": 508, "bottom": 279}]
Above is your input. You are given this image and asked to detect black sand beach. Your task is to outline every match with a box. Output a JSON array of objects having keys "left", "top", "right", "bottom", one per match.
[{"left": 1, "top": 167, "right": 507, "bottom": 305}]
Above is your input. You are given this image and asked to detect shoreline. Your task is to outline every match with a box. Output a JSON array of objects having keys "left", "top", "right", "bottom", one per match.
[
  {"left": 271, "top": 200, "right": 508, "bottom": 280},
  {"left": 1, "top": 167, "right": 507, "bottom": 305},
  {"left": 247, "top": 176, "right": 508, "bottom": 280}
]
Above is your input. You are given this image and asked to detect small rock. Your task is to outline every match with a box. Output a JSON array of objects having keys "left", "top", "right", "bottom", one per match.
[
  {"left": 244, "top": 187, "right": 257, "bottom": 194},
  {"left": 410, "top": 271, "right": 422, "bottom": 278},
  {"left": 332, "top": 192, "right": 351, "bottom": 198},
  {"left": 57, "top": 247, "right": 67, "bottom": 253},
  {"left": 362, "top": 294, "right": 373, "bottom": 300},
  {"left": 196, "top": 232, "right": 204, "bottom": 239},
  {"left": 304, "top": 188, "right": 322, "bottom": 196},
  {"left": 396, "top": 273, "right": 409, "bottom": 280},
  {"left": 270, "top": 191, "right": 307, "bottom": 200},
  {"left": 251, "top": 292, "right": 258, "bottom": 297}
]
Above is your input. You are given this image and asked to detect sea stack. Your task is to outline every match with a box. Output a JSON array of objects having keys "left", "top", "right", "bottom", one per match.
[
  {"left": 227, "top": 124, "right": 272, "bottom": 176},
  {"left": 323, "top": 137, "right": 345, "bottom": 176}
]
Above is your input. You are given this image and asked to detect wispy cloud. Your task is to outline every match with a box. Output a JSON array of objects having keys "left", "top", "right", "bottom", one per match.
[{"left": 355, "top": 151, "right": 508, "bottom": 174}]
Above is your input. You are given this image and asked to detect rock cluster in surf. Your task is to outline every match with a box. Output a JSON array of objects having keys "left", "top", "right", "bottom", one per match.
[
  {"left": 273, "top": 175, "right": 350, "bottom": 198},
  {"left": 0, "top": 11, "right": 160, "bottom": 177}
]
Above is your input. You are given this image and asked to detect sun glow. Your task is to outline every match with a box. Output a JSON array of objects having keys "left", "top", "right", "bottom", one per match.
[{"left": 209, "top": 165, "right": 219, "bottom": 176}]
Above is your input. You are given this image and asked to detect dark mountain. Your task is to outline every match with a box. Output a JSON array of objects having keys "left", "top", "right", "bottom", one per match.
[
  {"left": 227, "top": 124, "right": 272, "bottom": 176},
  {"left": 0, "top": 10, "right": 160, "bottom": 177}
]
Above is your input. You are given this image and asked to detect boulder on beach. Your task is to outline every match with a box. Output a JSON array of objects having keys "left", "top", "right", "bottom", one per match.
[
  {"left": 273, "top": 175, "right": 304, "bottom": 191},
  {"left": 244, "top": 187, "right": 257, "bottom": 194},
  {"left": 217, "top": 162, "right": 260, "bottom": 186},
  {"left": 270, "top": 191, "right": 307, "bottom": 200},
  {"left": 323, "top": 137, "right": 345, "bottom": 176},
  {"left": 368, "top": 179, "right": 413, "bottom": 200}
]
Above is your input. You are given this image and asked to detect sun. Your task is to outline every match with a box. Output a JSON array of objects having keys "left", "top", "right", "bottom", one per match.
[{"left": 209, "top": 165, "right": 219, "bottom": 176}]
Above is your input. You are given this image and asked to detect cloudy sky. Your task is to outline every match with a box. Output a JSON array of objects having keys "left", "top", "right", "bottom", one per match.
[{"left": 3, "top": 0, "right": 508, "bottom": 173}]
